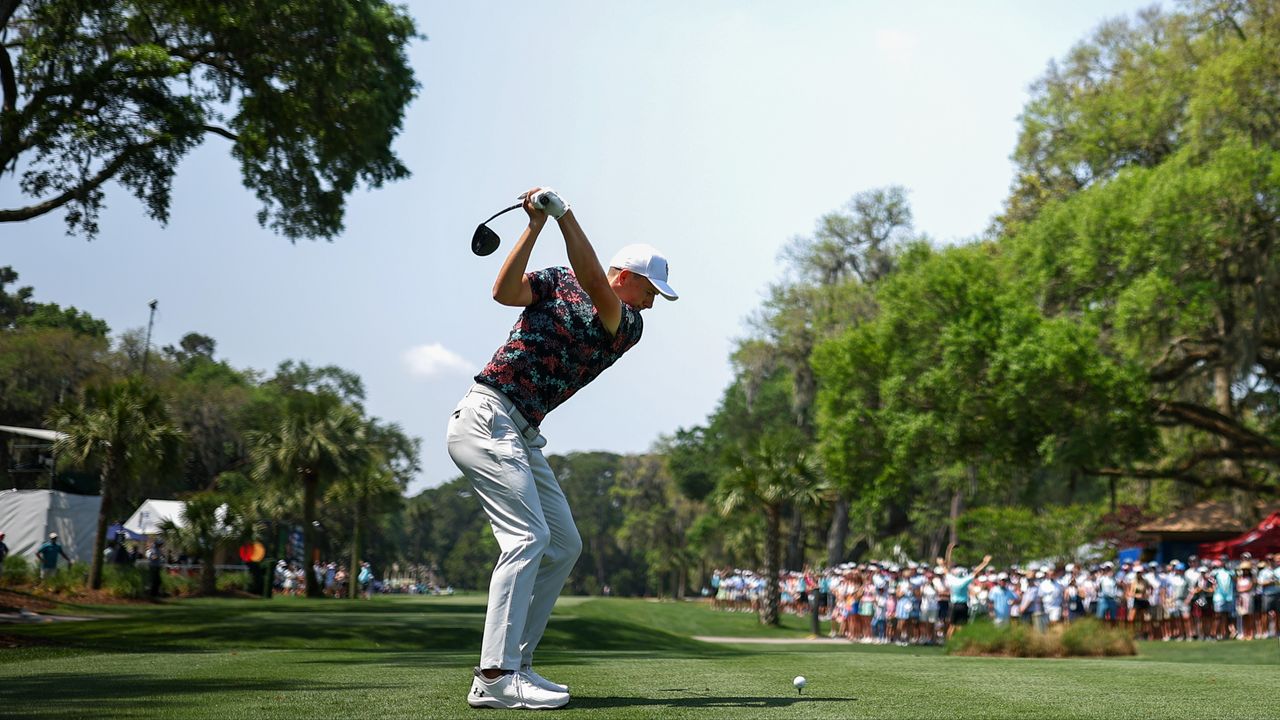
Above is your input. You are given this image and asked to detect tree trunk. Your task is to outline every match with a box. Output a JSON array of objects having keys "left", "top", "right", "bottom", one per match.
[
  {"left": 348, "top": 501, "right": 362, "bottom": 599},
  {"left": 593, "top": 535, "right": 606, "bottom": 589},
  {"left": 786, "top": 503, "right": 804, "bottom": 570},
  {"left": 200, "top": 548, "right": 216, "bottom": 595},
  {"left": 1213, "top": 361, "right": 1244, "bottom": 484},
  {"left": 89, "top": 463, "right": 113, "bottom": 589},
  {"left": 948, "top": 488, "right": 963, "bottom": 550},
  {"left": 826, "top": 495, "right": 850, "bottom": 567},
  {"left": 761, "top": 504, "right": 782, "bottom": 626},
  {"left": 0, "top": 438, "right": 11, "bottom": 489},
  {"left": 303, "top": 472, "right": 321, "bottom": 598},
  {"left": 1109, "top": 476, "right": 1117, "bottom": 513}
]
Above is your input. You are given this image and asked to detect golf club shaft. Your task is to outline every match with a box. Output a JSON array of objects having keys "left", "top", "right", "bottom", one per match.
[{"left": 482, "top": 202, "right": 523, "bottom": 225}]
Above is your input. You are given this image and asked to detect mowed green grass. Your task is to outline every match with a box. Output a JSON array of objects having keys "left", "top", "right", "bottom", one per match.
[{"left": 1, "top": 593, "right": 1278, "bottom": 719}]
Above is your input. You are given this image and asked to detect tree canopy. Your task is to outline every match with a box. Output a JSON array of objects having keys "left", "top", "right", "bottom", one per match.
[{"left": 1, "top": 0, "right": 419, "bottom": 240}]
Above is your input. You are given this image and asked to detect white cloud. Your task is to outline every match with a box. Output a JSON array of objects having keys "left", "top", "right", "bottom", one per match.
[
  {"left": 875, "top": 29, "right": 918, "bottom": 56},
  {"left": 403, "top": 343, "right": 473, "bottom": 379}
]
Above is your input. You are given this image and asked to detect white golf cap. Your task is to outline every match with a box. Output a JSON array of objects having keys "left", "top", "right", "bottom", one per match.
[{"left": 608, "top": 243, "right": 678, "bottom": 300}]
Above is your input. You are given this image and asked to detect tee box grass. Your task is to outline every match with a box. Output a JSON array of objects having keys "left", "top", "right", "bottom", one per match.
[{"left": 1, "top": 593, "right": 1277, "bottom": 719}]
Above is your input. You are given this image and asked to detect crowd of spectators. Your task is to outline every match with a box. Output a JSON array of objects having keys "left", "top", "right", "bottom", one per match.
[
  {"left": 270, "top": 561, "right": 456, "bottom": 597},
  {"left": 708, "top": 549, "right": 1280, "bottom": 645},
  {"left": 272, "top": 560, "right": 377, "bottom": 598}
]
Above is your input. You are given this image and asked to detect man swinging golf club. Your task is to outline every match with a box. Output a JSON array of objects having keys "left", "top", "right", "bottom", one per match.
[{"left": 449, "top": 186, "right": 677, "bottom": 710}]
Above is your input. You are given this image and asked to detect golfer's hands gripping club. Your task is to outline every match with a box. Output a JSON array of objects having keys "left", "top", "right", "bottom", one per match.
[{"left": 525, "top": 187, "right": 570, "bottom": 220}]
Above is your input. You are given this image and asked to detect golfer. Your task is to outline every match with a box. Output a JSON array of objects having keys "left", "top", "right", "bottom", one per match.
[{"left": 448, "top": 186, "right": 677, "bottom": 710}]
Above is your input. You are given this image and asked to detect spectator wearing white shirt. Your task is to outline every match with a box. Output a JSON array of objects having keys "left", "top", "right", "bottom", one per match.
[
  {"left": 1163, "top": 561, "right": 1190, "bottom": 641},
  {"left": 1096, "top": 562, "right": 1121, "bottom": 626}
]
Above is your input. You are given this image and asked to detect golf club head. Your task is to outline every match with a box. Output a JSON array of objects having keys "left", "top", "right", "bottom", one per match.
[
  {"left": 471, "top": 201, "right": 524, "bottom": 257},
  {"left": 472, "top": 224, "right": 501, "bottom": 256}
]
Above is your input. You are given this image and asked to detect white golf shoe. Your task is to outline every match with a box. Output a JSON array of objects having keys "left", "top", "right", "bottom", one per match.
[
  {"left": 520, "top": 666, "right": 569, "bottom": 693},
  {"left": 467, "top": 668, "right": 569, "bottom": 710}
]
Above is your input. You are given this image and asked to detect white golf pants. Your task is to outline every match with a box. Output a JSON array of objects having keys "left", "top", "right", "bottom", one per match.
[{"left": 446, "top": 383, "right": 582, "bottom": 671}]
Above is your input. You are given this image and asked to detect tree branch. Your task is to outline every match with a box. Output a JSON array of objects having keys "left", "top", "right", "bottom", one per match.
[
  {"left": 0, "top": 0, "right": 21, "bottom": 31},
  {"left": 1147, "top": 336, "right": 1220, "bottom": 383},
  {"left": 202, "top": 124, "right": 238, "bottom": 141},
  {"left": 0, "top": 1, "right": 18, "bottom": 116},
  {"left": 1089, "top": 446, "right": 1275, "bottom": 493},
  {"left": 0, "top": 140, "right": 157, "bottom": 222},
  {"left": 1153, "top": 400, "right": 1277, "bottom": 450},
  {"left": 0, "top": 43, "right": 14, "bottom": 115}
]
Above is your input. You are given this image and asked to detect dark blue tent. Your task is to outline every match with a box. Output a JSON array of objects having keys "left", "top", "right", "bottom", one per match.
[{"left": 107, "top": 522, "right": 147, "bottom": 542}]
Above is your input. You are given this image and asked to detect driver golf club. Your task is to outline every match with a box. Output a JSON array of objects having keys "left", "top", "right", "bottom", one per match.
[{"left": 471, "top": 202, "right": 524, "bottom": 256}]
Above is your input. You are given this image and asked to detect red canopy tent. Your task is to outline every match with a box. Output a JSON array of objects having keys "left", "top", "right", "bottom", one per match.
[{"left": 1199, "top": 511, "right": 1280, "bottom": 559}]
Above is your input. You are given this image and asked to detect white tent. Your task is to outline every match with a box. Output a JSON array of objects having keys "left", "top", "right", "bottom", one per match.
[
  {"left": 122, "top": 499, "right": 230, "bottom": 536},
  {"left": 0, "top": 489, "right": 101, "bottom": 563},
  {"left": 123, "top": 499, "right": 188, "bottom": 536}
]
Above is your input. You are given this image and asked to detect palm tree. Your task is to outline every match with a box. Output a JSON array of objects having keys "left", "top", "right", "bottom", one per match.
[
  {"left": 247, "top": 392, "right": 366, "bottom": 598},
  {"left": 49, "top": 378, "right": 184, "bottom": 590},
  {"left": 327, "top": 463, "right": 400, "bottom": 599},
  {"left": 159, "top": 491, "right": 234, "bottom": 595},
  {"left": 715, "top": 436, "right": 824, "bottom": 626}
]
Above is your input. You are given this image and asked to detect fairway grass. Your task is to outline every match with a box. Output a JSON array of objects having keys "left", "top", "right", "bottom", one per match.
[{"left": 1, "top": 593, "right": 1277, "bottom": 719}]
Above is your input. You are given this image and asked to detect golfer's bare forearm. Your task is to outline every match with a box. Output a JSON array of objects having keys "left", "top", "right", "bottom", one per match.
[
  {"left": 492, "top": 221, "right": 542, "bottom": 306},
  {"left": 556, "top": 211, "right": 620, "bottom": 330}
]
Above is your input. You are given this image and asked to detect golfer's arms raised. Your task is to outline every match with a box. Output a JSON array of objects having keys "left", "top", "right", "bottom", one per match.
[
  {"left": 492, "top": 219, "right": 543, "bottom": 306},
  {"left": 558, "top": 210, "right": 621, "bottom": 335}
]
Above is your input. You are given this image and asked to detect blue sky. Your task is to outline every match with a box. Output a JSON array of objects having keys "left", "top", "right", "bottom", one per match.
[{"left": 2, "top": 1, "right": 1161, "bottom": 494}]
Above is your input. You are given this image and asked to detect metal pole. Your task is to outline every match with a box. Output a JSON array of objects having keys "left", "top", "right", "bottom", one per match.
[{"left": 141, "top": 299, "right": 158, "bottom": 376}]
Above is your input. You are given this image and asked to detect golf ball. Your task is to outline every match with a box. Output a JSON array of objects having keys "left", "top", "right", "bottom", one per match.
[{"left": 793, "top": 676, "right": 807, "bottom": 689}]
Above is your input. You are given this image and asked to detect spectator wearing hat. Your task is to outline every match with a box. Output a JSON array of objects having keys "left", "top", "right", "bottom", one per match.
[
  {"left": 1143, "top": 562, "right": 1165, "bottom": 640},
  {"left": 1022, "top": 571, "right": 1046, "bottom": 631},
  {"left": 1076, "top": 568, "right": 1097, "bottom": 620},
  {"left": 1188, "top": 562, "right": 1213, "bottom": 639},
  {"left": 1096, "top": 563, "right": 1122, "bottom": 627},
  {"left": 1039, "top": 567, "right": 1066, "bottom": 628},
  {"left": 942, "top": 542, "right": 992, "bottom": 639},
  {"left": 933, "top": 560, "right": 952, "bottom": 636},
  {"left": 36, "top": 532, "right": 71, "bottom": 581},
  {"left": 1258, "top": 557, "right": 1278, "bottom": 639},
  {"left": 1126, "top": 563, "right": 1154, "bottom": 639},
  {"left": 920, "top": 568, "right": 940, "bottom": 642},
  {"left": 1209, "top": 559, "right": 1236, "bottom": 640},
  {"left": 1163, "top": 562, "right": 1190, "bottom": 641},
  {"left": 989, "top": 574, "right": 1017, "bottom": 627},
  {"left": 1236, "top": 560, "right": 1255, "bottom": 640}
]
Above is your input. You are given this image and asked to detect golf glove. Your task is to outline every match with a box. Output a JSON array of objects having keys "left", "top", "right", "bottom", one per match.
[{"left": 531, "top": 189, "right": 570, "bottom": 219}]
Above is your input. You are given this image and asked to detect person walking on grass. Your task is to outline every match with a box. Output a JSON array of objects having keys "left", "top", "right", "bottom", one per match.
[
  {"left": 447, "top": 186, "right": 677, "bottom": 710},
  {"left": 36, "top": 532, "right": 72, "bottom": 582}
]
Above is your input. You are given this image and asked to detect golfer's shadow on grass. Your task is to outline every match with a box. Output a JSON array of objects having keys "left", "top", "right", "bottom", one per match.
[{"left": 571, "top": 691, "right": 854, "bottom": 710}]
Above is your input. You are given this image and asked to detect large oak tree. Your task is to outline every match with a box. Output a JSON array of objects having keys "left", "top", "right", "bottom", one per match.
[{"left": 1, "top": 0, "right": 418, "bottom": 239}]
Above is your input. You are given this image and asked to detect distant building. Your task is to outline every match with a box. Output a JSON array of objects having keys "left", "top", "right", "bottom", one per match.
[{"left": 1137, "top": 500, "right": 1280, "bottom": 562}]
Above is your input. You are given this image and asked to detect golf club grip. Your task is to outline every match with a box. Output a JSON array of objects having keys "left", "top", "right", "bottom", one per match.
[{"left": 482, "top": 202, "right": 524, "bottom": 225}]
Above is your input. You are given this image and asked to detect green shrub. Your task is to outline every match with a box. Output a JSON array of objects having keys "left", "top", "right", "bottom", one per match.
[
  {"left": 1, "top": 555, "right": 35, "bottom": 586},
  {"left": 37, "top": 564, "right": 86, "bottom": 594},
  {"left": 163, "top": 572, "right": 199, "bottom": 597},
  {"left": 102, "top": 564, "right": 148, "bottom": 599},
  {"left": 947, "top": 618, "right": 1135, "bottom": 658},
  {"left": 216, "top": 571, "right": 250, "bottom": 593}
]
